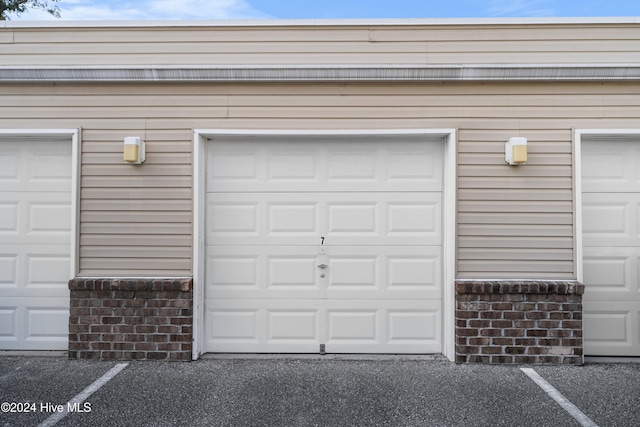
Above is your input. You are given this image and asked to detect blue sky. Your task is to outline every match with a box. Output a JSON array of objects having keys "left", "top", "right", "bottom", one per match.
[{"left": 9, "top": 0, "right": 640, "bottom": 21}]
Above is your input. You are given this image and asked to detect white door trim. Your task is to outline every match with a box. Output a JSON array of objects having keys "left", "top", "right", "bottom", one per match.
[
  {"left": 0, "top": 129, "right": 80, "bottom": 279},
  {"left": 574, "top": 129, "right": 640, "bottom": 284},
  {"left": 193, "top": 129, "right": 457, "bottom": 361}
]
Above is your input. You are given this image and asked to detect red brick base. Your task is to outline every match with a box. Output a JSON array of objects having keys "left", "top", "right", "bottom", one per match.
[
  {"left": 455, "top": 280, "right": 584, "bottom": 364},
  {"left": 68, "top": 278, "right": 193, "bottom": 361}
]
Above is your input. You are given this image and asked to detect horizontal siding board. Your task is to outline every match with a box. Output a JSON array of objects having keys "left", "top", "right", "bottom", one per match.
[
  {"left": 82, "top": 246, "right": 191, "bottom": 258},
  {"left": 1, "top": 41, "right": 429, "bottom": 55},
  {"left": 81, "top": 199, "right": 191, "bottom": 211},
  {"left": 11, "top": 38, "right": 639, "bottom": 56},
  {"left": 458, "top": 224, "right": 572, "bottom": 237},
  {"left": 457, "top": 260, "right": 574, "bottom": 273},
  {"left": 458, "top": 166, "right": 571, "bottom": 177},
  {"left": 80, "top": 269, "right": 191, "bottom": 276},
  {"left": 370, "top": 26, "right": 640, "bottom": 42},
  {"left": 0, "top": 52, "right": 431, "bottom": 66},
  {"left": 456, "top": 271, "right": 574, "bottom": 279},
  {"left": 458, "top": 141, "right": 572, "bottom": 154},
  {"left": 458, "top": 248, "right": 573, "bottom": 261},
  {"left": 81, "top": 164, "right": 192, "bottom": 175},
  {"left": 458, "top": 200, "right": 573, "bottom": 213},
  {"left": 80, "top": 188, "right": 191, "bottom": 199},
  {"left": 81, "top": 211, "right": 191, "bottom": 223},
  {"left": 13, "top": 28, "right": 372, "bottom": 43},
  {"left": 81, "top": 176, "right": 191, "bottom": 188},
  {"left": 133, "top": 117, "right": 638, "bottom": 131},
  {"left": 458, "top": 177, "right": 571, "bottom": 189},
  {"left": 79, "top": 258, "right": 191, "bottom": 270},
  {"left": 81, "top": 129, "right": 192, "bottom": 142},
  {"left": 458, "top": 189, "right": 572, "bottom": 201},
  {"left": 1, "top": 95, "right": 228, "bottom": 108},
  {"left": 80, "top": 223, "right": 191, "bottom": 235},
  {"left": 458, "top": 212, "right": 573, "bottom": 225},
  {"left": 82, "top": 140, "right": 191, "bottom": 154},
  {"left": 458, "top": 128, "right": 574, "bottom": 141},
  {"left": 459, "top": 236, "right": 573, "bottom": 249},
  {"left": 80, "top": 235, "right": 192, "bottom": 246},
  {"left": 226, "top": 106, "right": 606, "bottom": 119},
  {"left": 428, "top": 51, "right": 640, "bottom": 64},
  {"left": 458, "top": 153, "right": 572, "bottom": 166},
  {"left": 0, "top": 106, "right": 228, "bottom": 119},
  {"left": 425, "top": 39, "right": 640, "bottom": 53},
  {"left": 226, "top": 94, "right": 636, "bottom": 108},
  {"left": 82, "top": 152, "right": 192, "bottom": 164}
]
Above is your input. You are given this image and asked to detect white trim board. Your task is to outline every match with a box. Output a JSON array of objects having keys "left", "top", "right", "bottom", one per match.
[
  {"left": 574, "top": 129, "right": 640, "bottom": 284},
  {"left": 3, "top": 17, "right": 639, "bottom": 28},
  {"left": 192, "top": 129, "right": 457, "bottom": 361}
]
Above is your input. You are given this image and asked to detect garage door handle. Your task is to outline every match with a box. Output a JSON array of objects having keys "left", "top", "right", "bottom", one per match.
[{"left": 317, "top": 263, "right": 328, "bottom": 269}]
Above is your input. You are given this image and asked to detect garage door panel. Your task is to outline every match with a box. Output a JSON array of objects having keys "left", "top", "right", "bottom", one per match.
[
  {"left": 207, "top": 246, "right": 440, "bottom": 301},
  {"left": 326, "top": 300, "right": 441, "bottom": 353},
  {"left": 325, "top": 246, "right": 441, "bottom": 300},
  {"left": 207, "top": 192, "right": 441, "bottom": 246},
  {"left": 206, "top": 301, "right": 321, "bottom": 353},
  {"left": 582, "top": 141, "right": 640, "bottom": 193},
  {"left": 207, "top": 247, "right": 321, "bottom": 300},
  {"left": 583, "top": 247, "right": 640, "bottom": 299},
  {"left": 583, "top": 301, "right": 640, "bottom": 356},
  {"left": 0, "top": 193, "right": 72, "bottom": 246},
  {"left": 0, "top": 142, "right": 71, "bottom": 193},
  {"left": 205, "top": 300, "right": 441, "bottom": 353},
  {"left": 207, "top": 139, "right": 443, "bottom": 193},
  {"left": 0, "top": 299, "right": 69, "bottom": 350},
  {"left": 582, "top": 193, "right": 640, "bottom": 247},
  {"left": 1, "top": 245, "right": 70, "bottom": 294}
]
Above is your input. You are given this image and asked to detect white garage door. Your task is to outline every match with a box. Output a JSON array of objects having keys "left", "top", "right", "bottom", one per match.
[
  {"left": 205, "top": 136, "right": 443, "bottom": 353},
  {"left": 0, "top": 139, "right": 72, "bottom": 350},
  {"left": 582, "top": 139, "right": 640, "bottom": 356}
]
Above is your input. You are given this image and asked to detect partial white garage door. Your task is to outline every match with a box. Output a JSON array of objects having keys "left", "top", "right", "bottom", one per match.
[
  {"left": 582, "top": 138, "right": 640, "bottom": 356},
  {"left": 0, "top": 138, "right": 72, "bottom": 350},
  {"left": 205, "top": 136, "right": 443, "bottom": 353}
]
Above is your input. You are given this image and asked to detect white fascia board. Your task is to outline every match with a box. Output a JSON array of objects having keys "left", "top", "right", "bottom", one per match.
[
  {"left": 2, "top": 64, "right": 640, "bottom": 82},
  {"left": 3, "top": 16, "right": 639, "bottom": 28}
]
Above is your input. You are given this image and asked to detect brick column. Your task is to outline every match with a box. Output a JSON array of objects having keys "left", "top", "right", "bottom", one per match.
[
  {"left": 455, "top": 280, "right": 584, "bottom": 364},
  {"left": 68, "top": 278, "right": 193, "bottom": 361}
]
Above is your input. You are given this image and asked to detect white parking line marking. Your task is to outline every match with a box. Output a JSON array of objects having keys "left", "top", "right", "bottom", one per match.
[
  {"left": 521, "top": 367, "right": 599, "bottom": 427},
  {"left": 38, "top": 362, "right": 129, "bottom": 427}
]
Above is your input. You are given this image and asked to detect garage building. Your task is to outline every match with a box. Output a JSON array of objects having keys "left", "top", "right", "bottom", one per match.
[{"left": 1, "top": 17, "right": 639, "bottom": 363}]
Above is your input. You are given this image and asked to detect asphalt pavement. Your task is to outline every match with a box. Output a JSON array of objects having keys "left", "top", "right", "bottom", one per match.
[{"left": 1, "top": 354, "right": 638, "bottom": 426}]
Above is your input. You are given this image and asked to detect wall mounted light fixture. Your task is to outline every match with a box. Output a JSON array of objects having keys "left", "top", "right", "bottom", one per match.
[
  {"left": 124, "top": 137, "right": 145, "bottom": 164},
  {"left": 505, "top": 137, "right": 527, "bottom": 165}
]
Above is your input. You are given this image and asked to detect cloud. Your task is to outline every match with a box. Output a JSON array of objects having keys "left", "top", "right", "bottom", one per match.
[
  {"left": 485, "top": 0, "right": 557, "bottom": 17},
  {"left": 9, "top": 0, "right": 271, "bottom": 20}
]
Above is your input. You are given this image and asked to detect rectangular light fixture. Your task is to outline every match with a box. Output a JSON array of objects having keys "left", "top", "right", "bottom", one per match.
[
  {"left": 505, "top": 137, "right": 527, "bottom": 165},
  {"left": 124, "top": 137, "right": 145, "bottom": 164}
]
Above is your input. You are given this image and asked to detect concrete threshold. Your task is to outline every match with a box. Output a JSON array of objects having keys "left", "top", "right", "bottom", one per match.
[
  {"left": 584, "top": 356, "right": 640, "bottom": 364},
  {"left": 201, "top": 353, "right": 444, "bottom": 361},
  {"left": 0, "top": 350, "right": 67, "bottom": 357}
]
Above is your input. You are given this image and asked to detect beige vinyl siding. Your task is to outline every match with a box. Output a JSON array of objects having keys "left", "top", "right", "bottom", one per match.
[
  {"left": 2, "top": 82, "right": 640, "bottom": 278},
  {"left": 1, "top": 23, "right": 639, "bottom": 66},
  {"left": 79, "top": 126, "right": 193, "bottom": 276}
]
